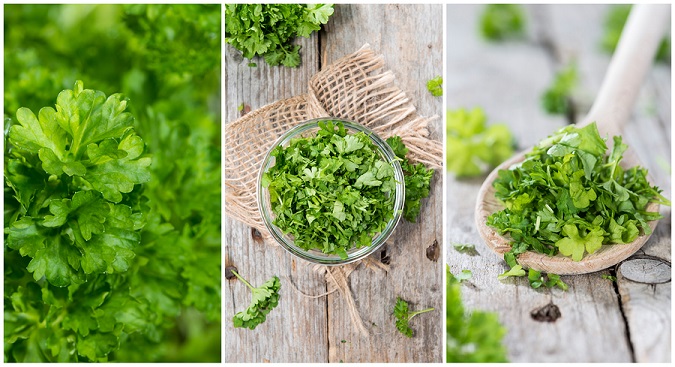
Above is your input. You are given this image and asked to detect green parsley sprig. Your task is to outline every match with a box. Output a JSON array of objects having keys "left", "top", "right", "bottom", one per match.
[
  {"left": 232, "top": 270, "right": 281, "bottom": 330},
  {"left": 393, "top": 297, "right": 434, "bottom": 338}
]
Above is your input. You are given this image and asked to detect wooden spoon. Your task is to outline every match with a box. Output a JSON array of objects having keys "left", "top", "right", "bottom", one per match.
[{"left": 475, "top": 4, "right": 671, "bottom": 275}]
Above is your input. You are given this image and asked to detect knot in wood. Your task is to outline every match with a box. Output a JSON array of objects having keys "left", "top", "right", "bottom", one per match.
[{"left": 619, "top": 257, "right": 671, "bottom": 284}]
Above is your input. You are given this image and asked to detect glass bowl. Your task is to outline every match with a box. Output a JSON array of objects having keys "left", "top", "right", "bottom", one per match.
[{"left": 257, "top": 118, "right": 405, "bottom": 265}]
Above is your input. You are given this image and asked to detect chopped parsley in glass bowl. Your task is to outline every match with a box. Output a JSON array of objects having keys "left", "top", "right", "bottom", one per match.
[{"left": 257, "top": 118, "right": 405, "bottom": 265}]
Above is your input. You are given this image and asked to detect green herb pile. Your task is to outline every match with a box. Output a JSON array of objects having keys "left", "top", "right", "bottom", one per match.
[
  {"left": 262, "top": 121, "right": 433, "bottom": 259},
  {"left": 5, "top": 4, "right": 221, "bottom": 362},
  {"left": 541, "top": 62, "right": 578, "bottom": 116},
  {"left": 446, "top": 108, "right": 515, "bottom": 177},
  {"left": 479, "top": 4, "right": 526, "bottom": 41},
  {"left": 447, "top": 265, "right": 507, "bottom": 362},
  {"left": 487, "top": 123, "right": 670, "bottom": 268},
  {"left": 386, "top": 136, "right": 434, "bottom": 222},
  {"left": 393, "top": 297, "right": 434, "bottom": 338},
  {"left": 262, "top": 121, "right": 396, "bottom": 259},
  {"left": 225, "top": 4, "right": 335, "bottom": 67},
  {"left": 602, "top": 5, "right": 670, "bottom": 63}
]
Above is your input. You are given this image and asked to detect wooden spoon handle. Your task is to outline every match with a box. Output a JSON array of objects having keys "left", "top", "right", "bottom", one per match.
[{"left": 582, "top": 4, "right": 670, "bottom": 135}]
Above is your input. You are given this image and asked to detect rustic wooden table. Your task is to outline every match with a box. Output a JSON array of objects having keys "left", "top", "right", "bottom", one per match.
[
  {"left": 224, "top": 4, "right": 443, "bottom": 362},
  {"left": 446, "top": 4, "right": 671, "bottom": 363}
]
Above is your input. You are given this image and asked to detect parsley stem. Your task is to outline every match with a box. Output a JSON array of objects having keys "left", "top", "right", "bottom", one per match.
[
  {"left": 408, "top": 307, "right": 435, "bottom": 320},
  {"left": 231, "top": 269, "right": 254, "bottom": 291}
]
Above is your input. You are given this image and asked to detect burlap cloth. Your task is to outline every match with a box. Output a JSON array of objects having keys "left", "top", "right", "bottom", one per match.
[{"left": 225, "top": 44, "right": 442, "bottom": 335}]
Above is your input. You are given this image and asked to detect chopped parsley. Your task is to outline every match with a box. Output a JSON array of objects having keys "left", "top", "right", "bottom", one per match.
[{"left": 487, "top": 123, "right": 670, "bottom": 270}]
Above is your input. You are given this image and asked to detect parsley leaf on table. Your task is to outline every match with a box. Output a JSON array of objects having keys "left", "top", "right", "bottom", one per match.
[
  {"left": 455, "top": 269, "right": 473, "bottom": 282},
  {"left": 446, "top": 107, "right": 515, "bottom": 177},
  {"left": 232, "top": 270, "right": 281, "bottom": 330},
  {"left": 393, "top": 297, "right": 434, "bottom": 338},
  {"left": 426, "top": 76, "right": 443, "bottom": 97},
  {"left": 497, "top": 264, "right": 526, "bottom": 280},
  {"left": 528, "top": 269, "right": 569, "bottom": 291}
]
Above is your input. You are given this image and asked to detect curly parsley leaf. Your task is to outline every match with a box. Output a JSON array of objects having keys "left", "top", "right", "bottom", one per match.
[
  {"left": 447, "top": 265, "right": 508, "bottom": 362},
  {"left": 446, "top": 107, "right": 515, "bottom": 177},
  {"left": 426, "top": 76, "right": 443, "bottom": 97},
  {"left": 225, "top": 4, "right": 334, "bottom": 68},
  {"left": 487, "top": 122, "right": 670, "bottom": 268},
  {"left": 232, "top": 271, "right": 281, "bottom": 330},
  {"left": 6, "top": 81, "right": 150, "bottom": 287},
  {"left": 393, "top": 297, "right": 434, "bottom": 338}
]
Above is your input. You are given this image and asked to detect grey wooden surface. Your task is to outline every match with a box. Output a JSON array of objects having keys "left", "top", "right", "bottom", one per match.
[
  {"left": 224, "top": 4, "right": 443, "bottom": 362},
  {"left": 446, "top": 4, "right": 671, "bottom": 363}
]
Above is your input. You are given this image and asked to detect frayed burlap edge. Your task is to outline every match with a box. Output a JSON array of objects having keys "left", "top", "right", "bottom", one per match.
[{"left": 225, "top": 44, "right": 442, "bottom": 336}]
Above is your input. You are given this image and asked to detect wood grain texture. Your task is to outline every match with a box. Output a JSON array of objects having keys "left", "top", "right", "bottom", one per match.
[
  {"left": 446, "top": 4, "right": 670, "bottom": 362},
  {"left": 225, "top": 4, "right": 443, "bottom": 362}
]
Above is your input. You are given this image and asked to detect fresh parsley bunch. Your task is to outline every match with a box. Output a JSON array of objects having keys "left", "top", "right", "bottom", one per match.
[
  {"left": 262, "top": 121, "right": 398, "bottom": 259},
  {"left": 4, "top": 81, "right": 154, "bottom": 362},
  {"left": 487, "top": 123, "right": 670, "bottom": 265},
  {"left": 225, "top": 4, "right": 334, "bottom": 67},
  {"left": 446, "top": 108, "right": 515, "bottom": 177},
  {"left": 6, "top": 81, "right": 151, "bottom": 287}
]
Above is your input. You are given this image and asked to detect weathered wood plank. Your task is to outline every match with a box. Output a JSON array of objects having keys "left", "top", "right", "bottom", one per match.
[
  {"left": 321, "top": 4, "right": 443, "bottom": 363},
  {"left": 224, "top": 33, "right": 330, "bottom": 363}
]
